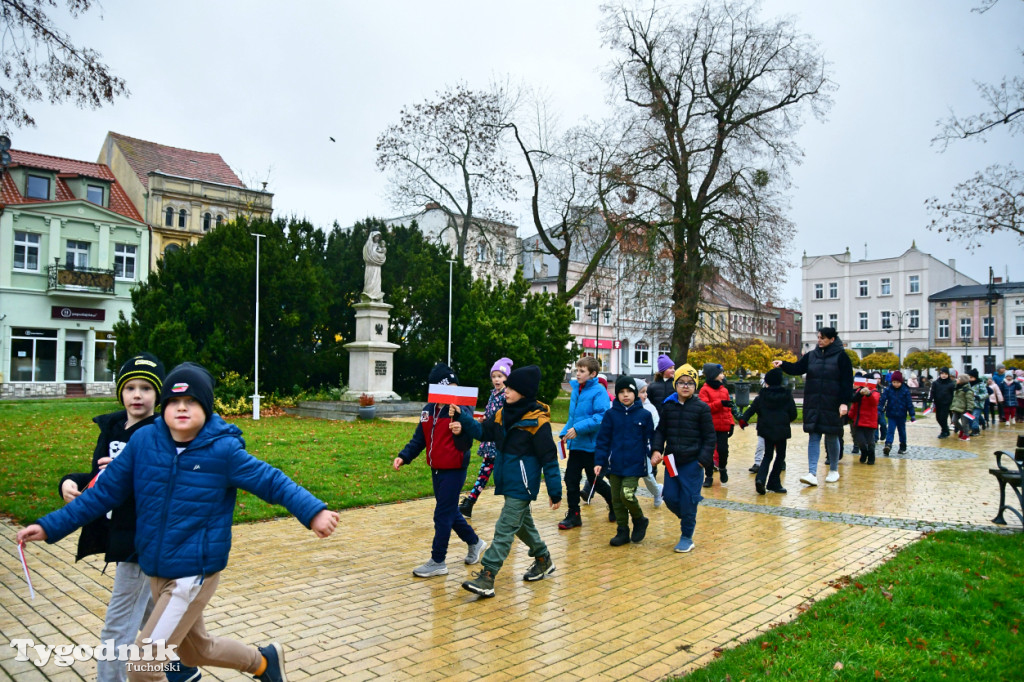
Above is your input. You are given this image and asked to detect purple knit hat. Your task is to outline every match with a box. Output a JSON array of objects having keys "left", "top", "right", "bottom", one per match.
[
  {"left": 490, "top": 357, "right": 513, "bottom": 377},
  {"left": 656, "top": 354, "right": 675, "bottom": 374}
]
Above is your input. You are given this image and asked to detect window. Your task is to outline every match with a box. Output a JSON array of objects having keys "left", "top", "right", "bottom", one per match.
[
  {"left": 828, "top": 282, "right": 838, "bottom": 299},
  {"left": 114, "top": 244, "right": 136, "bottom": 280},
  {"left": 698, "top": 312, "right": 705, "bottom": 327},
  {"left": 634, "top": 341, "right": 650, "bottom": 366},
  {"left": 909, "top": 309, "right": 920, "bottom": 329},
  {"left": 495, "top": 246, "right": 506, "bottom": 266},
  {"left": 94, "top": 339, "right": 116, "bottom": 382},
  {"left": 573, "top": 301, "right": 581, "bottom": 321},
  {"left": 26, "top": 175, "right": 50, "bottom": 199},
  {"left": 1016, "top": 315, "right": 1024, "bottom": 336},
  {"left": 814, "top": 314, "right": 823, "bottom": 331},
  {"left": 814, "top": 283, "right": 823, "bottom": 299},
  {"left": 164, "top": 207, "right": 174, "bottom": 226},
  {"left": 859, "top": 312, "right": 868, "bottom": 330},
  {"left": 938, "top": 319, "right": 950, "bottom": 339},
  {"left": 828, "top": 313, "right": 838, "bottom": 328},
  {"left": 908, "top": 274, "right": 920, "bottom": 294},
  {"left": 983, "top": 316, "right": 995, "bottom": 338},
  {"left": 476, "top": 242, "right": 488, "bottom": 262},
  {"left": 203, "top": 212, "right": 212, "bottom": 232},
  {"left": 65, "top": 240, "right": 89, "bottom": 268},
  {"left": 603, "top": 309, "right": 611, "bottom": 325},
  {"left": 858, "top": 280, "right": 868, "bottom": 297},
  {"left": 163, "top": 243, "right": 181, "bottom": 257},
  {"left": 9, "top": 328, "right": 57, "bottom": 382},
  {"left": 880, "top": 278, "right": 891, "bottom": 296},
  {"left": 178, "top": 209, "right": 187, "bottom": 228},
  {"left": 881, "top": 310, "right": 891, "bottom": 329},
  {"left": 87, "top": 185, "right": 104, "bottom": 205},
  {"left": 216, "top": 214, "right": 224, "bottom": 227},
  {"left": 13, "top": 231, "right": 40, "bottom": 271},
  {"left": 658, "top": 342, "right": 670, "bottom": 355},
  {"left": 960, "top": 318, "right": 972, "bottom": 339}
]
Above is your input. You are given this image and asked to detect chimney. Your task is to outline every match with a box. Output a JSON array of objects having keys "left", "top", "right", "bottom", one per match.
[{"left": 993, "top": 276, "right": 1003, "bottom": 284}]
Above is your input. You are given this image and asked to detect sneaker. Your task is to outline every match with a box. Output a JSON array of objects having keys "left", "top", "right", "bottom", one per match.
[
  {"left": 748, "top": 464, "right": 760, "bottom": 473},
  {"left": 938, "top": 432, "right": 949, "bottom": 439},
  {"left": 523, "top": 555, "right": 555, "bottom": 581},
  {"left": 412, "top": 559, "right": 448, "bottom": 578},
  {"left": 653, "top": 484, "right": 664, "bottom": 508},
  {"left": 630, "top": 517, "right": 650, "bottom": 543},
  {"left": 703, "top": 474, "right": 713, "bottom": 488},
  {"left": 755, "top": 478, "right": 766, "bottom": 495},
  {"left": 463, "top": 569, "right": 495, "bottom": 597},
  {"left": 255, "top": 642, "right": 286, "bottom": 682},
  {"left": 883, "top": 444, "right": 891, "bottom": 455},
  {"left": 719, "top": 467, "right": 729, "bottom": 484},
  {"left": 825, "top": 470, "right": 840, "bottom": 483},
  {"left": 166, "top": 665, "right": 201, "bottom": 682},
  {"left": 465, "top": 539, "right": 487, "bottom": 565},
  {"left": 799, "top": 473, "right": 818, "bottom": 486},
  {"left": 897, "top": 445, "right": 907, "bottom": 454},
  {"left": 557, "top": 509, "right": 582, "bottom": 530},
  {"left": 674, "top": 536, "right": 695, "bottom": 553},
  {"left": 458, "top": 496, "right": 475, "bottom": 518},
  {"left": 610, "top": 525, "right": 631, "bottom": 546},
  {"left": 766, "top": 485, "right": 787, "bottom": 494}
]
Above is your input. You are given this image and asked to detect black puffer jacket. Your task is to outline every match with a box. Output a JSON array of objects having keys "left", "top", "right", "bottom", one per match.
[
  {"left": 929, "top": 377, "right": 955, "bottom": 407},
  {"left": 652, "top": 394, "right": 716, "bottom": 469},
  {"left": 779, "top": 337, "right": 853, "bottom": 435},
  {"left": 646, "top": 377, "right": 674, "bottom": 417},
  {"left": 740, "top": 387, "right": 798, "bottom": 442}
]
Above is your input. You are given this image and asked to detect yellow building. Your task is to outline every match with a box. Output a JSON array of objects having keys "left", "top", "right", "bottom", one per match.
[{"left": 98, "top": 133, "right": 273, "bottom": 269}]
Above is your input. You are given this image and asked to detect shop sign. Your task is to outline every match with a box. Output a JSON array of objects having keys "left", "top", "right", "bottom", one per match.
[{"left": 51, "top": 306, "right": 105, "bottom": 321}]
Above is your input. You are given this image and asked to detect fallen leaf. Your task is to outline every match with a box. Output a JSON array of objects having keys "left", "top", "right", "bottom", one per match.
[{"left": 834, "top": 661, "right": 844, "bottom": 670}]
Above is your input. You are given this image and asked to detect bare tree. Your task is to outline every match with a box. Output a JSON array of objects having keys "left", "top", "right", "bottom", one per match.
[
  {"left": 0, "top": 0, "right": 128, "bottom": 133},
  {"left": 598, "top": 0, "right": 832, "bottom": 362},
  {"left": 375, "top": 83, "right": 518, "bottom": 262}
]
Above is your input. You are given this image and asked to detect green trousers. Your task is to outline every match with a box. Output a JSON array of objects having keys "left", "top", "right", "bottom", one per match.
[
  {"left": 481, "top": 497, "right": 549, "bottom": 576},
  {"left": 609, "top": 474, "right": 644, "bottom": 525}
]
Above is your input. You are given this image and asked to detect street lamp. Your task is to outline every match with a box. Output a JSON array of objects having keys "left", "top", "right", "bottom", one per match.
[
  {"left": 585, "top": 291, "right": 610, "bottom": 371},
  {"left": 251, "top": 233, "right": 266, "bottom": 420},
  {"left": 446, "top": 259, "right": 456, "bottom": 366},
  {"left": 985, "top": 267, "right": 1001, "bottom": 373},
  {"left": 883, "top": 309, "right": 916, "bottom": 367}
]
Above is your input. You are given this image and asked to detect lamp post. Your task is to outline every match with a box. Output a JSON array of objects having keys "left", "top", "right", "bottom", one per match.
[
  {"left": 985, "top": 267, "right": 1000, "bottom": 373},
  {"left": 883, "top": 310, "right": 915, "bottom": 368},
  {"left": 963, "top": 336, "right": 972, "bottom": 374},
  {"left": 446, "top": 259, "right": 456, "bottom": 366},
  {"left": 251, "top": 233, "right": 266, "bottom": 420},
  {"left": 586, "top": 291, "right": 602, "bottom": 370}
]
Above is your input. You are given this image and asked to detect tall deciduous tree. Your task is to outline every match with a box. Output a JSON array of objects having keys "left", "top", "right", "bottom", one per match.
[
  {"left": 0, "top": 0, "right": 128, "bottom": 133},
  {"left": 599, "top": 0, "right": 832, "bottom": 363},
  {"left": 375, "top": 84, "right": 518, "bottom": 262}
]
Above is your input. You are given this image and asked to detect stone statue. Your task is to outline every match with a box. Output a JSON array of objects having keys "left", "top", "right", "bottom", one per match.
[{"left": 361, "top": 231, "right": 387, "bottom": 301}]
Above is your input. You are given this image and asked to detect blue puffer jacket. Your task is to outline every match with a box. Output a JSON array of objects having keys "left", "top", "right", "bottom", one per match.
[
  {"left": 38, "top": 415, "right": 326, "bottom": 580},
  {"left": 594, "top": 400, "right": 654, "bottom": 477},
  {"left": 879, "top": 384, "right": 916, "bottom": 421},
  {"left": 558, "top": 378, "right": 610, "bottom": 452}
]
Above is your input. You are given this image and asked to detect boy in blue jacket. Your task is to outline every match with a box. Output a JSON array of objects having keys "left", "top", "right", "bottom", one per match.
[
  {"left": 557, "top": 356, "right": 613, "bottom": 529},
  {"left": 594, "top": 376, "right": 655, "bottom": 546},
  {"left": 450, "top": 365, "right": 563, "bottom": 598},
  {"left": 18, "top": 363, "right": 339, "bottom": 682},
  {"left": 878, "top": 370, "right": 916, "bottom": 455}
]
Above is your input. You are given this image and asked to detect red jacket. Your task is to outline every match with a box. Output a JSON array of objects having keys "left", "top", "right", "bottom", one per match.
[
  {"left": 699, "top": 381, "right": 734, "bottom": 432},
  {"left": 849, "top": 389, "right": 879, "bottom": 429},
  {"left": 397, "top": 404, "right": 473, "bottom": 470}
]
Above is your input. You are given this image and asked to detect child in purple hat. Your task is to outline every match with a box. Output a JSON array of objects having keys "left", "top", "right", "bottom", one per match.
[{"left": 460, "top": 357, "right": 513, "bottom": 518}]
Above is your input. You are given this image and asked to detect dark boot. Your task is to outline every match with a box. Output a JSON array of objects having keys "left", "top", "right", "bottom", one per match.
[
  {"left": 557, "top": 509, "right": 582, "bottom": 530},
  {"left": 867, "top": 450, "right": 876, "bottom": 465},
  {"left": 609, "top": 525, "right": 631, "bottom": 546},
  {"left": 755, "top": 478, "right": 766, "bottom": 495},
  {"left": 631, "top": 517, "right": 649, "bottom": 543},
  {"left": 458, "top": 496, "right": 475, "bottom": 518},
  {"left": 703, "top": 474, "right": 713, "bottom": 488},
  {"left": 607, "top": 507, "right": 617, "bottom": 523},
  {"left": 719, "top": 467, "right": 729, "bottom": 484}
]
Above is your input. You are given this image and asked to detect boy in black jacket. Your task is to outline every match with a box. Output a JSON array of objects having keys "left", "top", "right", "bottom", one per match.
[
  {"left": 739, "top": 368, "right": 797, "bottom": 495},
  {"left": 651, "top": 364, "right": 715, "bottom": 553}
]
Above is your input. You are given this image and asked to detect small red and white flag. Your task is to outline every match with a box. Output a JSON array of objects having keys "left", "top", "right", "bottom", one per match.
[
  {"left": 664, "top": 453, "right": 678, "bottom": 478},
  {"left": 558, "top": 439, "right": 568, "bottom": 460},
  {"left": 964, "top": 411, "right": 974, "bottom": 420},
  {"left": 427, "top": 384, "right": 479, "bottom": 407},
  {"left": 18, "top": 541, "right": 35, "bottom": 600},
  {"left": 854, "top": 377, "right": 878, "bottom": 389},
  {"left": 923, "top": 406, "right": 934, "bottom": 415}
]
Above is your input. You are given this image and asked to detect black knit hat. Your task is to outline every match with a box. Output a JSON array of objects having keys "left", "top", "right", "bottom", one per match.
[
  {"left": 116, "top": 353, "right": 165, "bottom": 405},
  {"left": 702, "top": 363, "right": 723, "bottom": 383},
  {"left": 428, "top": 362, "right": 458, "bottom": 386},
  {"left": 765, "top": 368, "right": 784, "bottom": 387},
  {"left": 160, "top": 362, "right": 215, "bottom": 419},
  {"left": 506, "top": 365, "right": 541, "bottom": 401},
  {"left": 615, "top": 375, "right": 638, "bottom": 397},
  {"left": 968, "top": 368, "right": 979, "bottom": 379}
]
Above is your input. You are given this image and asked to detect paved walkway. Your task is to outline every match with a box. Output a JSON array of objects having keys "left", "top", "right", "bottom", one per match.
[{"left": 2, "top": 418, "right": 1020, "bottom": 681}]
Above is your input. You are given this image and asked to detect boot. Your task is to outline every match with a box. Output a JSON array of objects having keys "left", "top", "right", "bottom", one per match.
[
  {"left": 630, "top": 517, "right": 649, "bottom": 543},
  {"left": 703, "top": 474, "right": 713, "bottom": 488},
  {"left": 558, "top": 509, "right": 582, "bottom": 530},
  {"left": 609, "top": 525, "right": 631, "bottom": 546},
  {"left": 719, "top": 467, "right": 729, "bottom": 484},
  {"left": 458, "top": 496, "right": 475, "bottom": 518},
  {"left": 867, "top": 450, "right": 876, "bottom": 465}
]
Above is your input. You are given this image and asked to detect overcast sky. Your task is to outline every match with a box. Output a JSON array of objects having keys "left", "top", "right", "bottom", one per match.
[{"left": 11, "top": 0, "right": 1024, "bottom": 302}]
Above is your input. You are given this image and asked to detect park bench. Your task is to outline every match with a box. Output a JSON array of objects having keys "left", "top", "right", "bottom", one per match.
[{"left": 989, "top": 435, "right": 1024, "bottom": 528}]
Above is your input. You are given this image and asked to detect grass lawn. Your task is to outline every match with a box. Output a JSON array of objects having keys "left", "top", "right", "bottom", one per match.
[
  {"left": 679, "top": 530, "right": 1023, "bottom": 681},
  {"left": 0, "top": 399, "right": 445, "bottom": 526}
]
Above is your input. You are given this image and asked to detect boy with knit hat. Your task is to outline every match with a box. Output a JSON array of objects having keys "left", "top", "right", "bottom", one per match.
[
  {"left": 594, "top": 376, "right": 655, "bottom": 545},
  {"left": 460, "top": 358, "right": 512, "bottom": 518},
  {"left": 19, "top": 362, "right": 339, "bottom": 682},
  {"left": 698, "top": 363, "right": 735, "bottom": 487},
  {"left": 878, "top": 370, "right": 916, "bottom": 455},
  {"left": 450, "top": 365, "right": 563, "bottom": 598},
  {"left": 739, "top": 368, "right": 797, "bottom": 493},
  {"left": 395, "top": 362, "right": 487, "bottom": 577},
  {"left": 651, "top": 364, "right": 715, "bottom": 553}
]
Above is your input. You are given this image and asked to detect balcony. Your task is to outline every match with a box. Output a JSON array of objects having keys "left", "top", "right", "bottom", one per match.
[{"left": 47, "top": 262, "right": 115, "bottom": 296}]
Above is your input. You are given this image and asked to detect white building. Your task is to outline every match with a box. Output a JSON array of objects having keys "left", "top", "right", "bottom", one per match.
[
  {"left": 928, "top": 280, "right": 1024, "bottom": 373},
  {"left": 801, "top": 244, "right": 979, "bottom": 360}
]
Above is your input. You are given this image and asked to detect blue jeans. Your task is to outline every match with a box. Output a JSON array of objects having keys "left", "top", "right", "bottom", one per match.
[
  {"left": 877, "top": 413, "right": 887, "bottom": 442},
  {"left": 431, "top": 468, "right": 479, "bottom": 562},
  {"left": 661, "top": 459, "right": 704, "bottom": 539},
  {"left": 807, "top": 432, "right": 839, "bottom": 474},
  {"left": 885, "top": 417, "right": 907, "bottom": 447},
  {"left": 98, "top": 562, "right": 152, "bottom": 682}
]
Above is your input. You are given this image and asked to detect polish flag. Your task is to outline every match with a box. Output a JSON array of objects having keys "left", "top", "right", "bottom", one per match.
[
  {"left": 558, "top": 439, "right": 568, "bottom": 460},
  {"left": 854, "top": 377, "right": 878, "bottom": 389},
  {"left": 964, "top": 411, "right": 974, "bottom": 420},
  {"left": 922, "top": 406, "right": 934, "bottom": 415},
  {"left": 664, "top": 453, "right": 679, "bottom": 478},
  {"left": 428, "top": 384, "right": 479, "bottom": 407}
]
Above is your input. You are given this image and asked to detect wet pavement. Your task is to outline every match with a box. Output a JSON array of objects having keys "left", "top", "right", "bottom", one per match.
[{"left": 2, "top": 417, "right": 1020, "bottom": 681}]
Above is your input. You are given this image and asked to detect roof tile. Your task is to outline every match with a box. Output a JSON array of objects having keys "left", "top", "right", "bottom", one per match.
[{"left": 108, "top": 132, "right": 243, "bottom": 189}]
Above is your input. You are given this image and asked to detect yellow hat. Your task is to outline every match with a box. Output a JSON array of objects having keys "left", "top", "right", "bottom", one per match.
[{"left": 674, "top": 363, "right": 699, "bottom": 387}]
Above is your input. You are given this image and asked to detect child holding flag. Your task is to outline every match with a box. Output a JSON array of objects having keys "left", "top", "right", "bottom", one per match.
[
  {"left": 459, "top": 357, "right": 512, "bottom": 519},
  {"left": 394, "top": 363, "right": 487, "bottom": 578},
  {"left": 651, "top": 364, "right": 715, "bottom": 553},
  {"left": 698, "top": 363, "right": 735, "bottom": 487},
  {"left": 849, "top": 372, "right": 881, "bottom": 465},
  {"left": 950, "top": 374, "right": 975, "bottom": 441}
]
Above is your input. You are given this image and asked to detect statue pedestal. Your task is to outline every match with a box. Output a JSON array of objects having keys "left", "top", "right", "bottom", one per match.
[{"left": 343, "top": 300, "right": 401, "bottom": 401}]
